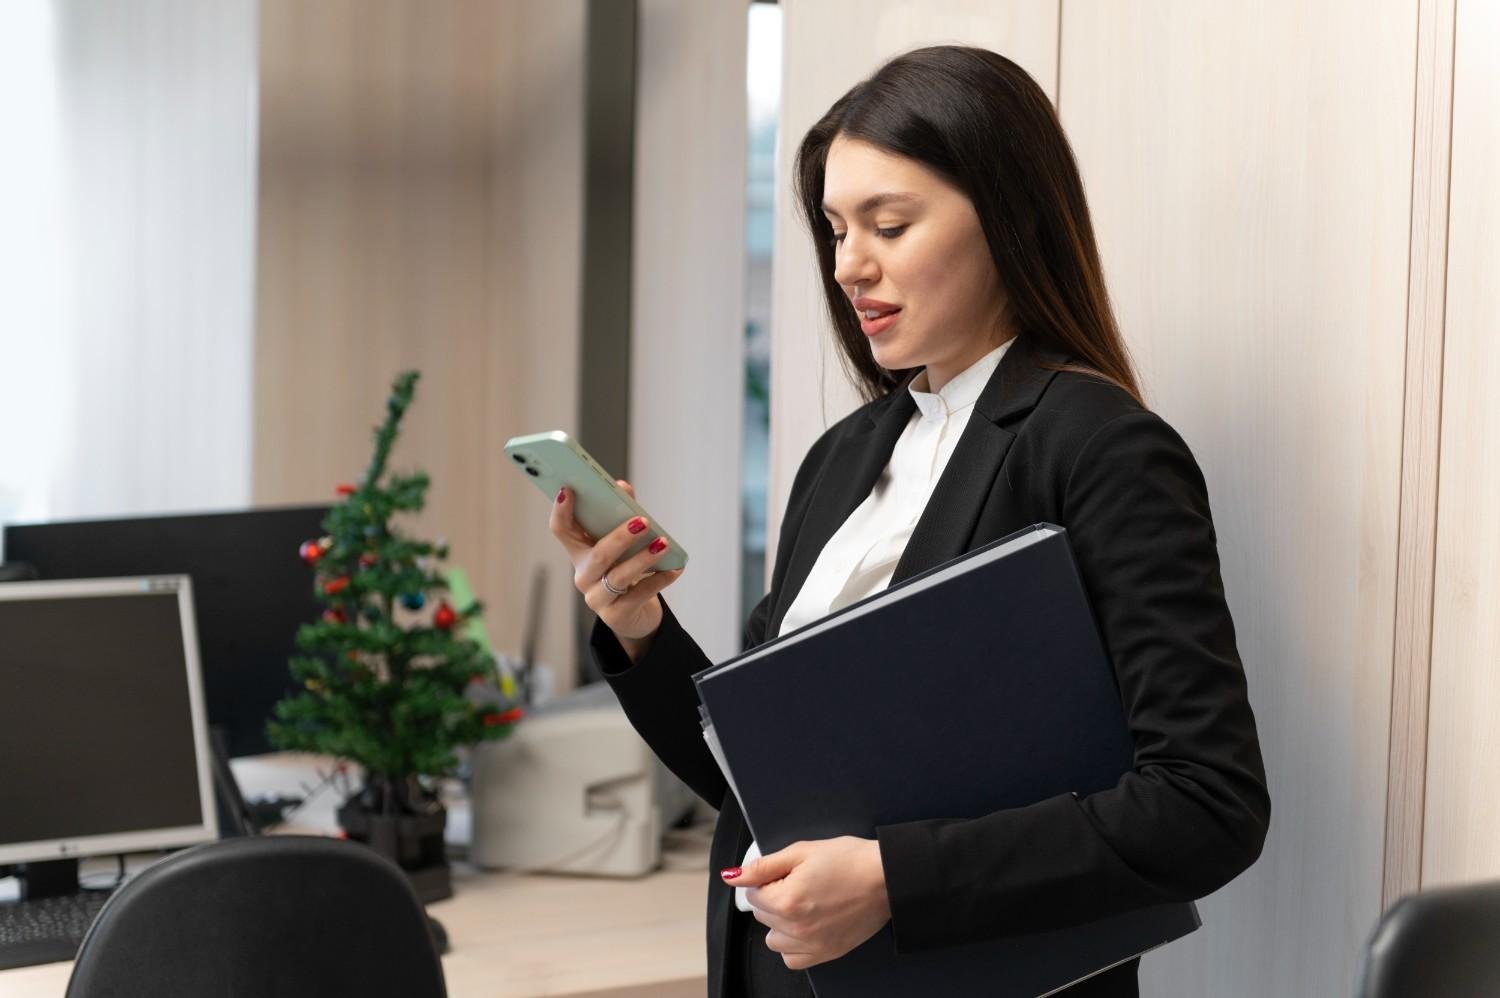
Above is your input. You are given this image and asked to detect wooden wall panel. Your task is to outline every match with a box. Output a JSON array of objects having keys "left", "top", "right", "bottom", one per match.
[
  {"left": 1384, "top": 0, "right": 1456, "bottom": 909},
  {"left": 1059, "top": 3, "right": 1417, "bottom": 994},
  {"left": 1420, "top": 0, "right": 1500, "bottom": 890},
  {"left": 254, "top": 0, "right": 588, "bottom": 692},
  {"left": 767, "top": 0, "right": 1059, "bottom": 567}
]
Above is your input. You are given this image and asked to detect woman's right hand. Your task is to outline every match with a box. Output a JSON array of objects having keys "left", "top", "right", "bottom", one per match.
[{"left": 548, "top": 480, "right": 685, "bottom": 649}]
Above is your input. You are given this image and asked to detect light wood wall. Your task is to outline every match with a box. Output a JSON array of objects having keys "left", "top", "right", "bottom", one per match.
[
  {"left": 1059, "top": 4, "right": 1415, "bottom": 994},
  {"left": 253, "top": 0, "right": 587, "bottom": 692},
  {"left": 767, "top": 0, "right": 1493, "bottom": 993},
  {"left": 1420, "top": 0, "right": 1500, "bottom": 890}
]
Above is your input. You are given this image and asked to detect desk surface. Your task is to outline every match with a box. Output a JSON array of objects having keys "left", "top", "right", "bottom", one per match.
[{"left": 0, "top": 754, "right": 710, "bottom": 998}]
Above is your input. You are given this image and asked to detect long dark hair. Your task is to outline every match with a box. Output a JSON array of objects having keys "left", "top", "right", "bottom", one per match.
[{"left": 794, "top": 45, "right": 1144, "bottom": 408}]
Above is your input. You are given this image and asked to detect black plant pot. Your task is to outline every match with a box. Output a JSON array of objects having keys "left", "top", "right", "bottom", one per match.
[{"left": 337, "top": 796, "right": 452, "bottom": 904}]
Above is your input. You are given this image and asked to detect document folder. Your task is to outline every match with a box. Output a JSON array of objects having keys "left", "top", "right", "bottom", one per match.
[{"left": 693, "top": 523, "right": 1199, "bottom": 997}]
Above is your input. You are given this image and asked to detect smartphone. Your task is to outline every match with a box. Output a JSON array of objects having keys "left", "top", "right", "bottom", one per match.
[{"left": 504, "top": 430, "right": 688, "bottom": 573}]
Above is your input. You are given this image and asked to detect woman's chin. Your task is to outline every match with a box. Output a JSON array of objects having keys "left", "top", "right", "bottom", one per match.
[{"left": 871, "top": 342, "right": 913, "bottom": 373}]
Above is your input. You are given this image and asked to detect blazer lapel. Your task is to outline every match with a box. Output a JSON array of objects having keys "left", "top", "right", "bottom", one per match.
[
  {"left": 767, "top": 387, "right": 915, "bottom": 638},
  {"left": 767, "top": 336, "right": 1071, "bottom": 633},
  {"left": 892, "top": 337, "right": 1069, "bottom": 583}
]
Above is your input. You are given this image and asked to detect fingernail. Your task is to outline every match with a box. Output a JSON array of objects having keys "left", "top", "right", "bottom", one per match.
[
  {"left": 556, "top": 488, "right": 566, "bottom": 503},
  {"left": 627, "top": 517, "right": 647, "bottom": 534},
  {"left": 649, "top": 537, "right": 668, "bottom": 554},
  {"left": 720, "top": 867, "right": 741, "bottom": 881}
]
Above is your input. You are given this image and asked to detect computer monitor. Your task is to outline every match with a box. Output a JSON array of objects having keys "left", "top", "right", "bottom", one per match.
[
  {"left": 2, "top": 506, "right": 329, "bottom": 757},
  {"left": 0, "top": 576, "right": 218, "bottom": 892}
]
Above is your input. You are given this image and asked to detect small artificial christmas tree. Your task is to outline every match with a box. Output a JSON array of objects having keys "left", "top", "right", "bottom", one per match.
[{"left": 269, "top": 371, "right": 520, "bottom": 890}]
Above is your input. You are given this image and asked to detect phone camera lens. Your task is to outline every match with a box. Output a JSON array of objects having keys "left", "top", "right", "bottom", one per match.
[
  {"left": 511, "top": 454, "right": 527, "bottom": 464},
  {"left": 525, "top": 466, "right": 540, "bottom": 477}
]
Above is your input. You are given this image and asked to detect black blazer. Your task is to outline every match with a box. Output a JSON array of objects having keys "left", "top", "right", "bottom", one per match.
[{"left": 591, "top": 336, "right": 1271, "bottom": 998}]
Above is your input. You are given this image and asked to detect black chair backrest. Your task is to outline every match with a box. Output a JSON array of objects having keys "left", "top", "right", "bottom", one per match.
[
  {"left": 1356, "top": 878, "right": 1500, "bottom": 997},
  {"left": 66, "top": 836, "right": 446, "bottom": 998}
]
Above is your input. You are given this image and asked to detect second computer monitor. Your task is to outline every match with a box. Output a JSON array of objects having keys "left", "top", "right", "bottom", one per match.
[{"left": 3, "top": 506, "right": 329, "bottom": 757}]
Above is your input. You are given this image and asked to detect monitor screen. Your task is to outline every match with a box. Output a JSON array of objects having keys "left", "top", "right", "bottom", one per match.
[
  {"left": 0, "top": 577, "right": 217, "bottom": 864},
  {"left": 2, "top": 506, "right": 329, "bottom": 757}
]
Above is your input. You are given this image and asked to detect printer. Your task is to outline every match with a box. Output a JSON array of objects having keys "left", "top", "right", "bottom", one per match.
[{"left": 468, "top": 682, "right": 696, "bottom": 877}]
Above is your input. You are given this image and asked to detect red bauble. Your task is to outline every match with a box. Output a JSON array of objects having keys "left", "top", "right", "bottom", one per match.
[
  {"left": 482, "top": 707, "right": 524, "bottom": 728},
  {"left": 322, "top": 608, "right": 347, "bottom": 625},
  {"left": 358, "top": 552, "right": 378, "bottom": 569},
  {"left": 324, "top": 576, "right": 351, "bottom": 596},
  {"left": 433, "top": 602, "right": 457, "bottom": 631},
  {"left": 336, "top": 483, "right": 358, "bottom": 496},
  {"left": 299, "top": 540, "right": 323, "bottom": 565}
]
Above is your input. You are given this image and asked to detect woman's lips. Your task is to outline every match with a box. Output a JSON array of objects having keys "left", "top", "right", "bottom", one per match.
[{"left": 860, "top": 308, "right": 901, "bottom": 337}]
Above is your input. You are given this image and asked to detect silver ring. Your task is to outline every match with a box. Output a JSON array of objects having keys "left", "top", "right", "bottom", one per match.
[{"left": 602, "top": 574, "right": 629, "bottom": 597}]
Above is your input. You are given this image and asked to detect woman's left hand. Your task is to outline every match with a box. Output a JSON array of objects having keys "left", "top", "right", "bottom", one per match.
[{"left": 723, "top": 836, "right": 892, "bottom": 970}]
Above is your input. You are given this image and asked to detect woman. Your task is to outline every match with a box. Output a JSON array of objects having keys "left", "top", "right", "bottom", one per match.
[{"left": 546, "top": 46, "right": 1269, "bottom": 998}]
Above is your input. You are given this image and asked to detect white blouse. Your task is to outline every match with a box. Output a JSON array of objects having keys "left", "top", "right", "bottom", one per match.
[
  {"left": 735, "top": 336, "right": 1016, "bottom": 911},
  {"left": 776, "top": 336, "right": 1016, "bottom": 639}
]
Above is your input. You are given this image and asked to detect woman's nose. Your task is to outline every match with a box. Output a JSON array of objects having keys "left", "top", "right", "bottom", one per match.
[{"left": 832, "top": 234, "right": 879, "bottom": 290}]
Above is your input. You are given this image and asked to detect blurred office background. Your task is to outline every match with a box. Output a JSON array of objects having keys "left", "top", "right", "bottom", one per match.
[{"left": 2, "top": 1, "right": 1499, "bottom": 995}]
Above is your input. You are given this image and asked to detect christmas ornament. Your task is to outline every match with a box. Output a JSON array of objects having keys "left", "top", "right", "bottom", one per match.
[
  {"left": 336, "top": 483, "right": 358, "bottom": 496},
  {"left": 433, "top": 602, "right": 456, "bottom": 631},
  {"left": 482, "top": 707, "right": 524, "bottom": 727},
  {"left": 324, "top": 576, "right": 351, "bottom": 596},
  {"left": 358, "top": 552, "right": 378, "bottom": 569},
  {"left": 322, "top": 608, "right": 347, "bottom": 625},
  {"left": 299, "top": 540, "right": 324, "bottom": 565},
  {"left": 401, "top": 591, "right": 425, "bottom": 611}
]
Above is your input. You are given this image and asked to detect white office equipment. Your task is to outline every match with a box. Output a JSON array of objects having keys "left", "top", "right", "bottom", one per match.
[{"left": 468, "top": 683, "right": 690, "bottom": 877}]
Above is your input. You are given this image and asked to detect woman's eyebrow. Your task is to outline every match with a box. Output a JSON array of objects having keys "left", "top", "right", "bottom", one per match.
[{"left": 822, "top": 191, "right": 922, "bottom": 217}]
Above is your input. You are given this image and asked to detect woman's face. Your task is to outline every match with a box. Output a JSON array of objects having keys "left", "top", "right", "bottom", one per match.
[{"left": 822, "top": 135, "right": 1011, "bottom": 392}]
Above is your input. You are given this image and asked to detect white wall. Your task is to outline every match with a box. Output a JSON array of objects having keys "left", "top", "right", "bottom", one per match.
[
  {"left": 629, "top": 0, "right": 749, "bottom": 662},
  {"left": 0, "top": 0, "right": 258, "bottom": 527}
]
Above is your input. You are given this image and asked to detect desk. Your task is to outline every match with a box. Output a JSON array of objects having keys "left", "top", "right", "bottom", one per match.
[{"left": 0, "top": 754, "right": 710, "bottom": 997}]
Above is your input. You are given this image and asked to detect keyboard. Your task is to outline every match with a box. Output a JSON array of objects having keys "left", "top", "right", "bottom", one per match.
[{"left": 0, "top": 892, "right": 110, "bottom": 970}]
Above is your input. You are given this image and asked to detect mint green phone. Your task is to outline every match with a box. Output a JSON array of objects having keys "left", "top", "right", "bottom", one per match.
[{"left": 505, "top": 430, "right": 688, "bottom": 572}]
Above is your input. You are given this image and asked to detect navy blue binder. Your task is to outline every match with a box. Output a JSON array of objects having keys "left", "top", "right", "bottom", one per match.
[{"left": 693, "top": 523, "right": 1200, "bottom": 997}]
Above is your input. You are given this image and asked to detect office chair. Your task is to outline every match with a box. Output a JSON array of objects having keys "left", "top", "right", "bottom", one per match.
[
  {"left": 66, "top": 836, "right": 446, "bottom": 998},
  {"left": 1355, "top": 878, "right": 1500, "bottom": 997}
]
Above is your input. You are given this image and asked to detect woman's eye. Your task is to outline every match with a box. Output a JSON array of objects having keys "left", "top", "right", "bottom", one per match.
[{"left": 828, "top": 225, "right": 905, "bottom": 247}]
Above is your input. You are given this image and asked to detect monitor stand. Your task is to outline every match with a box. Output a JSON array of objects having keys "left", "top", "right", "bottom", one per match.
[
  {"left": 14, "top": 858, "right": 80, "bottom": 901},
  {"left": 210, "top": 726, "right": 257, "bottom": 837}
]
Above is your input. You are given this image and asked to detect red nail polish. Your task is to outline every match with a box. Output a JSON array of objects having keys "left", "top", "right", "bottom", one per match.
[
  {"left": 649, "top": 537, "right": 667, "bottom": 554},
  {"left": 720, "top": 867, "right": 742, "bottom": 880},
  {"left": 556, "top": 488, "right": 566, "bottom": 503},
  {"left": 628, "top": 517, "right": 647, "bottom": 534}
]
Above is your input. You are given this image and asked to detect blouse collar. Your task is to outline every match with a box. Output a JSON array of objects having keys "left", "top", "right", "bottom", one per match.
[{"left": 907, "top": 337, "right": 1016, "bottom": 421}]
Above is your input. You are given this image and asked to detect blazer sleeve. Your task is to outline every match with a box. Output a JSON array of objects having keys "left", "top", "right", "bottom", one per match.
[
  {"left": 588, "top": 414, "right": 849, "bottom": 810},
  {"left": 875, "top": 410, "right": 1271, "bottom": 952},
  {"left": 590, "top": 590, "right": 776, "bottom": 809}
]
